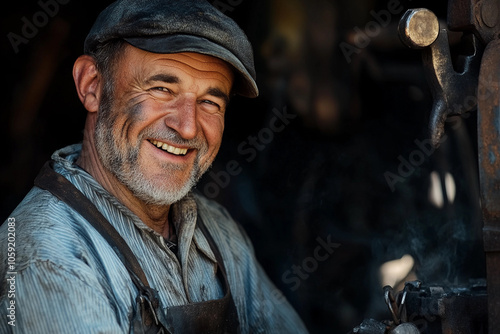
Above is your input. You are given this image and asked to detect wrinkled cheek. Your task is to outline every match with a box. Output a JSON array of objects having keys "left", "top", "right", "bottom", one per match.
[
  {"left": 198, "top": 148, "right": 218, "bottom": 175},
  {"left": 113, "top": 100, "right": 147, "bottom": 145},
  {"left": 208, "top": 140, "right": 222, "bottom": 161}
]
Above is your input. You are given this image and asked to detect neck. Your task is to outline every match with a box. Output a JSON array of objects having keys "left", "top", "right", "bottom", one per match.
[{"left": 77, "top": 114, "right": 173, "bottom": 239}]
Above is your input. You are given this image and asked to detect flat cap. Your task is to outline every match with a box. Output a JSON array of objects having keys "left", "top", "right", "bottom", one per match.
[{"left": 84, "top": 0, "right": 258, "bottom": 98}]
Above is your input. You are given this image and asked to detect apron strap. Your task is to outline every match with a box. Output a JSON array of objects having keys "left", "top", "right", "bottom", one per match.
[
  {"left": 164, "top": 214, "right": 241, "bottom": 333},
  {"left": 34, "top": 161, "right": 168, "bottom": 333}
]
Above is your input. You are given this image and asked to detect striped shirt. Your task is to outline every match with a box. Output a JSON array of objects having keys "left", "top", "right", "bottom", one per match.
[{"left": 0, "top": 144, "right": 308, "bottom": 333}]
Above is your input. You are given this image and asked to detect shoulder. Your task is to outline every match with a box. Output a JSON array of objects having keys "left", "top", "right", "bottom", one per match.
[
  {"left": 1, "top": 186, "right": 104, "bottom": 274},
  {"left": 5, "top": 186, "right": 82, "bottom": 241},
  {"left": 193, "top": 192, "right": 251, "bottom": 246},
  {"left": 193, "top": 191, "right": 232, "bottom": 219},
  {"left": 192, "top": 191, "right": 258, "bottom": 278}
]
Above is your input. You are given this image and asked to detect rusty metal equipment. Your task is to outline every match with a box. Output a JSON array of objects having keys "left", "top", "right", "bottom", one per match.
[
  {"left": 350, "top": 280, "right": 487, "bottom": 334},
  {"left": 399, "top": 8, "right": 483, "bottom": 148},
  {"left": 350, "top": 0, "right": 499, "bottom": 332},
  {"left": 397, "top": 0, "right": 500, "bottom": 333},
  {"left": 478, "top": 38, "right": 500, "bottom": 334},
  {"left": 400, "top": 280, "right": 487, "bottom": 333}
]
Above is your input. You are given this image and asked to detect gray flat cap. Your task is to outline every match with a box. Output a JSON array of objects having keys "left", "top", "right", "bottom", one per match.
[{"left": 84, "top": 0, "right": 258, "bottom": 98}]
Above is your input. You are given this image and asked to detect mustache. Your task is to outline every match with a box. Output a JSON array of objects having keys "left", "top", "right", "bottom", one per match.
[{"left": 140, "top": 127, "right": 208, "bottom": 152}]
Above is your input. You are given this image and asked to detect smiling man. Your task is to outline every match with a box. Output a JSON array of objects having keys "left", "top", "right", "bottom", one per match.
[
  {"left": 77, "top": 49, "right": 233, "bottom": 237},
  {"left": 0, "top": 0, "right": 308, "bottom": 333}
]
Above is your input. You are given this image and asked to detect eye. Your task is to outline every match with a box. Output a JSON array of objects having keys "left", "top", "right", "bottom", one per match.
[
  {"left": 201, "top": 99, "right": 221, "bottom": 109},
  {"left": 199, "top": 99, "right": 224, "bottom": 114},
  {"left": 151, "top": 87, "right": 171, "bottom": 93}
]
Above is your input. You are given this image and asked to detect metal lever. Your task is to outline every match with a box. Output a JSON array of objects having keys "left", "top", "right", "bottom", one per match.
[{"left": 399, "top": 8, "right": 482, "bottom": 147}]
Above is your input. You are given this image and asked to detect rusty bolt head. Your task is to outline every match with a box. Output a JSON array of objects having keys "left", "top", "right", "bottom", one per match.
[
  {"left": 399, "top": 8, "right": 440, "bottom": 49},
  {"left": 481, "top": 0, "right": 499, "bottom": 28}
]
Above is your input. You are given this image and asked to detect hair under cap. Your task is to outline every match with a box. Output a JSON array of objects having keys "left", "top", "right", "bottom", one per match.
[{"left": 84, "top": 0, "right": 258, "bottom": 98}]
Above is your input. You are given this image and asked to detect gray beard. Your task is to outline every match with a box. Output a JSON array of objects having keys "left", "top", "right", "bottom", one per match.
[{"left": 93, "top": 88, "right": 211, "bottom": 206}]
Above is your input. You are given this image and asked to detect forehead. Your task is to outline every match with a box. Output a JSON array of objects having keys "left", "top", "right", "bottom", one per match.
[{"left": 117, "top": 44, "right": 235, "bottom": 85}]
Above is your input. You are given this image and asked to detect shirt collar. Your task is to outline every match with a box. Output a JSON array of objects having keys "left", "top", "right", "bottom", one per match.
[{"left": 171, "top": 193, "right": 217, "bottom": 293}]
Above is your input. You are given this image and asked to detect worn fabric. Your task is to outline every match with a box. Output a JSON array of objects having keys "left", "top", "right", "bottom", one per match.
[{"left": 0, "top": 144, "right": 307, "bottom": 333}]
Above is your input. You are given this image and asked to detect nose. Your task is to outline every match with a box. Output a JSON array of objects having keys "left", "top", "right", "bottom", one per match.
[{"left": 164, "top": 94, "right": 198, "bottom": 140}]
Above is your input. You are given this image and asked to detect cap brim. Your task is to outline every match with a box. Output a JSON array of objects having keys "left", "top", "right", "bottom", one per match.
[{"left": 123, "top": 34, "right": 258, "bottom": 98}]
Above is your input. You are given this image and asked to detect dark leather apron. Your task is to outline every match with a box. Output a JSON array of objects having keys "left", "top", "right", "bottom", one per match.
[{"left": 34, "top": 161, "right": 240, "bottom": 334}]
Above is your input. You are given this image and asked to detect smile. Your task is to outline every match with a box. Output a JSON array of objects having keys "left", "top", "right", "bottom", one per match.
[{"left": 148, "top": 139, "right": 188, "bottom": 156}]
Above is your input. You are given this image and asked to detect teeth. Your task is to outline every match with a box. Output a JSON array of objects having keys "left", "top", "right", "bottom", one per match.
[{"left": 149, "top": 140, "right": 188, "bottom": 156}]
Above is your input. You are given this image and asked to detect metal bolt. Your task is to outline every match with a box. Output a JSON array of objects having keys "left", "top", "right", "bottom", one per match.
[
  {"left": 481, "top": 0, "right": 499, "bottom": 28},
  {"left": 399, "top": 8, "right": 440, "bottom": 49}
]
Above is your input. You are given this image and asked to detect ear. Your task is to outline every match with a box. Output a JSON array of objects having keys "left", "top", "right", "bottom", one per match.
[{"left": 73, "top": 55, "right": 102, "bottom": 113}]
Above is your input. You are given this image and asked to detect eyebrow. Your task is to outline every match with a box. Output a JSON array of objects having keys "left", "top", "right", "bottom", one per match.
[
  {"left": 146, "top": 73, "right": 231, "bottom": 105},
  {"left": 146, "top": 74, "right": 179, "bottom": 84},
  {"left": 206, "top": 87, "right": 231, "bottom": 106}
]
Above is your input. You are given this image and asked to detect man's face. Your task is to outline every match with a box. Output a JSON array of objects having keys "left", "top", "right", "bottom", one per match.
[{"left": 94, "top": 45, "right": 234, "bottom": 205}]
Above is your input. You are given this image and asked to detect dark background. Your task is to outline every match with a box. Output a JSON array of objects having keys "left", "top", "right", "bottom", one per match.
[{"left": 1, "top": 0, "right": 486, "bottom": 333}]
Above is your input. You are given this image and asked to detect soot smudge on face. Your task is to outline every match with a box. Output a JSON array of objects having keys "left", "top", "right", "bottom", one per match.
[{"left": 122, "top": 102, "right": 145, "bottom": 143}]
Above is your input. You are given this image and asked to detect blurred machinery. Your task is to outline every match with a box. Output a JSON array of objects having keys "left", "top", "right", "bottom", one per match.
[{"left": 351, "top": 0, "right": 500, "bottom": 332}]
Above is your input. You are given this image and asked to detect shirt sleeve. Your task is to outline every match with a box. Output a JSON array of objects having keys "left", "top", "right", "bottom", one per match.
[{"left": 0, "top": 259, "right": 128, "bottom": 334}]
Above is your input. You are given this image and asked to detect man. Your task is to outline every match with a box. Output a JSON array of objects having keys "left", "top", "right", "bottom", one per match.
[{"left": 0, "top": 0, "right": 308, "bottom": 333}]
